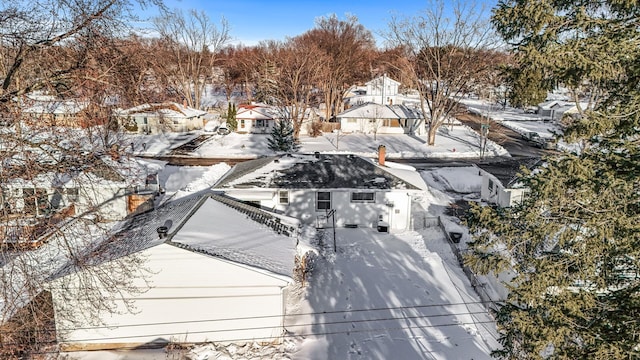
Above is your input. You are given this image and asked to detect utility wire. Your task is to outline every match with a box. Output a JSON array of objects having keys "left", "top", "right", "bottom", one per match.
[
  {"left": 18, "top": 319, "right": 500, "bottom": 356},
  {"left": 1, "top": 299, "right": 494, "bottom": 333}
]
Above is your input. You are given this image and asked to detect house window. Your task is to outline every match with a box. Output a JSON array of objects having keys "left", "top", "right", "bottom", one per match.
[
  {"left": 278, "top": 190, "right": 289, "bottom": 204},
  {"left": 351, "top": 192, "right": 375, "bottom": 203},
  {"left": 66, "top": 188, "right": 79, "bottom": 201},
  {"left": 240, "top": 120, "right": 245, "bottom": 128},
  {"left": 256, "top": 119, "right": 266, "bottom": 127},
  {"left": 316, "top": 192, "right": 331, "bottom": 210},
  {"left": 488, "top": 179, "right": 494, "bottom": 192}
]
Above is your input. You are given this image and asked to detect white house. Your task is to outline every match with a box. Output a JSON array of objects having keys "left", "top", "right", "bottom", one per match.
[
  {"left": 117, "top": 102, "right": 207, "bottom": 134},
  {"left": 21, "top": 92, "right": 88, "bottom": 127},
  {"left": 477, "top": 159, "right": 540, "bottom": 208},
  {"left": 344, "top": 75, "right": 420, "bottom": 108},
  {"left": 213, "top": 153, "right": 428, "bottom": 232},
  {"left": 336, "top": 103, "right": 423, "bottom": 135},
  {"left": 51, "top": 192, "right": 304, "bottom": 351},
  {"left": 235, "top": 103, "right": 281, "bottom": 134},
  {"left": 537, "top": 100, "right": 591, "bottom": 121},
  {"left": 0, "top": 154, "right": 158, "bottom": 248}
]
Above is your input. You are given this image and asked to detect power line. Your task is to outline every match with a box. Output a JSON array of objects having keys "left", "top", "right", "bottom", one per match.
[
  {"left": 20, "top": 318, "right": 500, "bottom": 356},
  {"left": 2, "top": 299, "right": 495, "bottom": 333}
]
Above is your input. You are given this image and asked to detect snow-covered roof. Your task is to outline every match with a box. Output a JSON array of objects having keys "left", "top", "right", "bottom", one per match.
[
  {"left": 214, "top": 153, "right": 424, "bottom": 191},
  {"left": 337, "top": 103, "right": 422, "bottom": 119},
  {"left": 236, "top": 103, "right": 280, "bottom": 120},
  {"left": 117, "top": 102, "right": 207, "bottom": 119},
  {"left": 79, "top": 191, "right": 299, "bottom": 277},
  {"left": 22, "top": 97, "right": 88, "bottom": 115}
]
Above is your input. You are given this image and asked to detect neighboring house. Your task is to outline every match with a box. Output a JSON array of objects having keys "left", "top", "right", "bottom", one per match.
[
  {"left": 213, "top": 152, "right": 428, "bottom": 231},
  {"left": 344, "top": 75, "right": 420, "bottom": 108},
  {"left": 336, "top": 102, "right": 423, "bottom": 135},
  {"left": 477, "top": 158, "right": 540, "bottom": 208},
  {"left": 117, "top": 102, "right": 207, "bottom": 134},
  {"left": 0, "top": 154, "right": 158, "bottom": 248},
  {"left": 537, "top": 100, "right": 590, "bottom": 121},
  {"left": 21, "top": 93, "right": 88, "bottom": 127},
  {"left": 51, "top": 192, "right": 304, "bottom": 350},
  {"left": 235, "top": 103, "right": 280, "bottom": 134}
]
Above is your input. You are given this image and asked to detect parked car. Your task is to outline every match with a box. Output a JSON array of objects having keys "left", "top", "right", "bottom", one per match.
[
  {"left": 203, "top": 121, "right": 230, "bottom": 135},
  {"left": 522, "top": 131, "right": 555, "bottom": 149},
  {"left": 216, "top": 123, "right": 230, "bottom": 135}
]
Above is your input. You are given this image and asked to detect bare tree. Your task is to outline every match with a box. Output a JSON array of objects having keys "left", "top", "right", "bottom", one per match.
[
  {"left": 386, "top": 0, "right": 498, "bottom": 145},
  {"left": 0, "top": 0, "right": 162, "bottom": 356},
  {"left": 298, "top": 14, "right": 376, "bottom": 121},
  {"left": 153, "top": 9, "right": 230, "bottom": 110},
  {"left": 254, "top": 38, "right": 325, "bottom": 139}
]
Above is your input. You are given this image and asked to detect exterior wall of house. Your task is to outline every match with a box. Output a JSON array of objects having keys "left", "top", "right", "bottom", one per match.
[
  {"left": 225, "top": 189, "right": 413, "bottom": 231},
  {"left": 480, "top": 172, "right": 527, "bottom": 208},
  {"left": 52, "top": 243, "right": 290, "bottom": 350},
  {"left": 123, "top": 114, "right": 204, "bottom": 134},
  {"left": 1, "top": 181, "right": 127, "bottom": 221},
  {"left": 339, "top": 118, "right": 407, "bottom": 134},
  {"left": 236, "top": 118, "right": 274, "bottom": 134}
]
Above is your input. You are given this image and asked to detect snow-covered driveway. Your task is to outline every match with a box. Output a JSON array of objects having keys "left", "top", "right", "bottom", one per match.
[{"left": 290, "top": 227, "right": 499, "bottom": 360}]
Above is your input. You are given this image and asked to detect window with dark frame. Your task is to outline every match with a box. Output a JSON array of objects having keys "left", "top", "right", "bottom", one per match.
[
  {"left": 351, "top": 192, "right": 375, "bottom": 203},
  {"left": 278, "top": 190, "right": 289, "bottom": 204},
  {"left": 316, "top": 191, "right": 331, "bottom": 210}
]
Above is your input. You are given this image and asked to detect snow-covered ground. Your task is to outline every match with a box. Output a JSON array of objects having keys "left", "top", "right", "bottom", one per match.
[
  {"left": 58, "top": 159, "right": 501, "bottom": 360},
  {"left": 126, "top": 122, "right": 509, "bottom": 160},
  {"left": 459, "top": 98, "right": 582, "bottom": 153}
]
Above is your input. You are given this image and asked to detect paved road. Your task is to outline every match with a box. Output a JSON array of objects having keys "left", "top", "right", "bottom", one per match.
[{"left": 455, "top": 112, "right": 550, "bottom": 158}]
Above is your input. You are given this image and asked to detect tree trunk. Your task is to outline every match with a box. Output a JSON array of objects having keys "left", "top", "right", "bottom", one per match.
[{"left": 427, "top": 123, "right": 437, "bottom": 146}]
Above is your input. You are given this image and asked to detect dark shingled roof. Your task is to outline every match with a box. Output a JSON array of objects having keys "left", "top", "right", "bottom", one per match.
[
  {"left": 476, "top": 157, "right": 542, "bottom": 187},
  {"left": 215, "top": 153, "right": 420, "bottom": 190}
]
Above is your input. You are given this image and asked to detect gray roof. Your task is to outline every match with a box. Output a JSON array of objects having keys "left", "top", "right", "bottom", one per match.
[
  {"left": 215, "top": 153, "right": 421, "bottom": 190},
  {"left": 477, "top": 157, "right": 541, "bottom": 187},
  {"left": 51, "top": 191, "right": 299, "bottom": 280}
]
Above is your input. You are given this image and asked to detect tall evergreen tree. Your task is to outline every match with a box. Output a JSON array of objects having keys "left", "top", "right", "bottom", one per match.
[
  {"left": 267, "top": 120, "right": 299, "bottom": 152},
  {"left": 466, "top": 1, "right": 640, "bottom": 359},
  {"left": 225, "top": 102, "right": 237, "bottom": 131}
]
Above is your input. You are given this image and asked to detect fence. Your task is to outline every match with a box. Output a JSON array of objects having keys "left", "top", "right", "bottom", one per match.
[{"left": 437, "top": 216, "right": 499, "bottom": 312}]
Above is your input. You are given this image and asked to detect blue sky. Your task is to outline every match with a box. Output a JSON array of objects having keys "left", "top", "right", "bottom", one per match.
[{"left": 138, "top": 0, "right": 497, "bottom": 47}]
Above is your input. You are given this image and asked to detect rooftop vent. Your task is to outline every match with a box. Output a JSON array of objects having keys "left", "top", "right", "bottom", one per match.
[{"left": 157, "top": 226, "right": 168, "bottom": 239}]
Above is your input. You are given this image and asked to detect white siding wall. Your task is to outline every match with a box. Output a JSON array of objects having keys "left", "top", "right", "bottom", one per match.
[
  {"left": 226, "top": 189, "right": 413, "bottom": 231},
  {"left": 53, "top": 244, "right": 290, "bottom": 349}
]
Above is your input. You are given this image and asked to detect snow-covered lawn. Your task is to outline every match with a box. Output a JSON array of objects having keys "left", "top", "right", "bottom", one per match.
[
  {"left": 288, "top": 227, "right": 499, "bottom": 360},
  {"left": 126, "top": 124, "right": 509, "bottom": 160},
  {"left": 58, "top": 154, "right": 501, "bottom": 359}
]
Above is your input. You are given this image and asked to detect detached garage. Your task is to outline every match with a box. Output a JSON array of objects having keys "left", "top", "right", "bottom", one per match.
[{"left": 50, "top": 193, "right": 303, "bottom": 350}]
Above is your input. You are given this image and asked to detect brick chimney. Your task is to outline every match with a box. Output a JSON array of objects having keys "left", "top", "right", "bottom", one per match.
[{"left": 377, "top": 144, "right": 386, "bottom": 166}]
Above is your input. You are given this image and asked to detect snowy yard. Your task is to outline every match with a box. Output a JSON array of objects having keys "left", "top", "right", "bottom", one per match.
[
  {"left": 126, "top": 124, "right": 509, "bottom": 160},
  {"left": 288, "top": 227, "right": 499, "bottom": 360}
]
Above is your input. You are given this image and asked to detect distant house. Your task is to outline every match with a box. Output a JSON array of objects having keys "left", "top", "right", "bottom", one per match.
[
  {"left": 51, "top": 192, "right": 304, "bottom": 351},
  {"left": 336, "top": 103, "right": 423, "bottom": 135},
  {"left": 0, "top": 154, "right": 158, "bottom": 248},
  {"left": 213, "top": 153, "right": 428, "bottom": 231},
  {"left": 235, "top": 103, "right": 281, "bottom": 134},
  {"left": 21, "top": 93, "right": 88, "bottom": 127},
  {"left": 344, "top": 75, "right": 420, "bottom": 108},
  {"left": 116, "top": 102, "right": 207, "bottom": 134},
  {"left": 477, "top": 158, "right": 540, "bottom": 208},
  {"left": 537, "top": 100, "right": 591, "bottom": 121}
]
